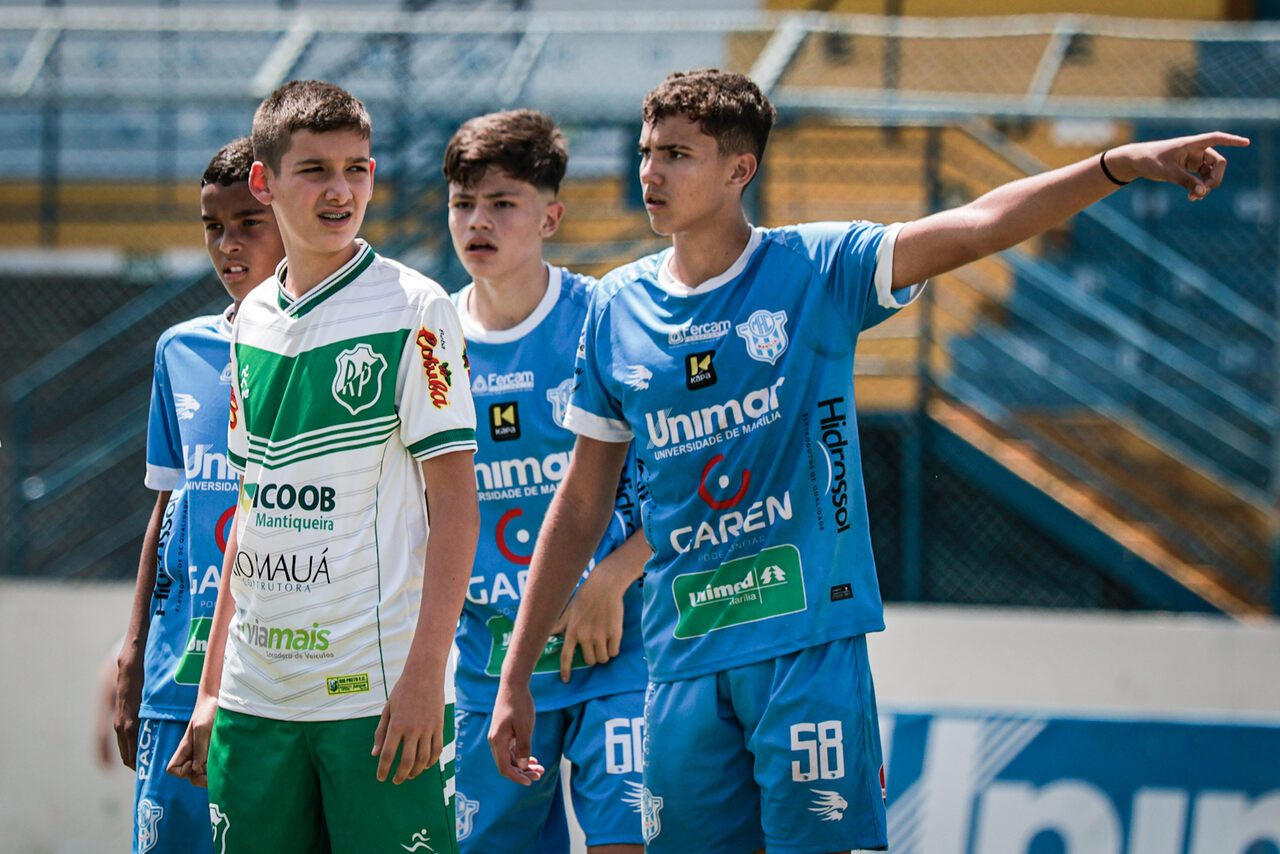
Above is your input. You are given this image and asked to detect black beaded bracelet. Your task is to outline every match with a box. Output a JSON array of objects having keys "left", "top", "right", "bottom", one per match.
[{"left": 1099, "top": 150, "right": 1130, "bottom": 187}]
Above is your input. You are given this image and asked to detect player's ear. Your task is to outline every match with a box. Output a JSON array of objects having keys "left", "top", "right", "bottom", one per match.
[
  {"left": 540, "top": 199, "right": 565, "bottom": 239},
  {"left": 249, "top": 161, "right": 273, "bottom": 205},
  {"left": 727, "top": 152, "right": 758, "bottom": 190}
]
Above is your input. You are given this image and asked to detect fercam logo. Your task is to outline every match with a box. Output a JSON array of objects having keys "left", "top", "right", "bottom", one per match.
[{"left": 332, "top": 343, "right": 387, "bottom": 415}]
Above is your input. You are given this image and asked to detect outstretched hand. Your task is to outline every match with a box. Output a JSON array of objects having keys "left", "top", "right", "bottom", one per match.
[{"left": 1109, "top": 132, "right": 1250, "bottom": 201}]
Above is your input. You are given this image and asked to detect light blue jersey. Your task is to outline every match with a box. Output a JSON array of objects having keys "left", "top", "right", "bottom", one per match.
[
  {"left": 566, "top": 222, "right": 921, "bottom": 684},
  {"left": 452, "top": 266, "right": 647, "bottom": 713},
  {"left": 141, "top": 310, "right": 238, "bottom": 720}
]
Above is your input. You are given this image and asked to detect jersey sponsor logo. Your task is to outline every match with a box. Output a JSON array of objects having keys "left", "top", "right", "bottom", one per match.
[
  {"left": 416, "top": 327, "right": 454, "bottom": 409},
  {"left": 136, "top": 798, "right": 164, "bottom": 853},
  {"left": 153, "top": 498, "right": 181, "bottom": 617},
  {"left": 332, "top": 342, "right": 388, "bottom": 416},
  {"left": 669, "top": 319, "right": 731, "bottom": 346},
  {"left": 467, "top": 569, "right": 529, "bottom": 605},
  {"left": 209, "top": 804, "right": 229, "bottom": 854},
  {"left": 474, "top": 451, "right": 570, "bottom": 495},
  {"left": 645, "top": 378, "right": 785, "bottom": 456},
  {"left": 685, "top": 351, "right": 717, "bottom": 390},
  {"left": 638, "top": 786, "right": 664, "bottom": 843},
  {"left": 816, "top": 397, "right": 852, "bottom": 533},
  {"left": 624, "top": 364, "right": 653, "bottom": 390},
  {"left": 670, "top": 491, "right": 793, "bottom": 554},
  {"left": 455, "top": 793, "right": 479, "bottom": 841},
  {"left": 399, "top": 828, "right": 438, "bottom": 852},
  {"left": 135, "top": 719, "right": 156, "bottom": 780},
  {"left": 546, "top": 377, "right": 573, "bottom": 427},
  {"left": 174, "top": 617, "right": 213, "bottom": 685},
  {"left": 174, "top": 392, "right": 201, "bottom": 422},
  {"left": 241, "top": 481, "right": 337, "bottom": 534},
  {"left": 237, "top": 619, "right": 333, "bottom": 658},
  {"left": 697, "top": 454, "right": 750, "bottom": 510},
  {"left": 736, "top": 309, "right": 789, "bottom": 364},
  {"left": 495, "top": 507, "right": 534, "bottom": 565},
  {"left": 232, "top": 548, "right": 332, "bottom": 592},
  {"left": 489, "top": 401, "right": 520, "bottom": 442},
  {"left": 184, "top": 444, "right": 238, "bottom": 491},
  {"left": 228, "top": 383, "right": 239, "bottom": 430},
  {"left": 809, "top": 789, "right": 849, "bottom": 821},
  {"left": 325, "top": 673, "right": 370, "bottom": 695},
  {"left": 483, "top": 614, "right": 587, "bottom": 677},
  {"left": 671, "top": 544, "right": 806, "bottom": 638},
  {"left": 471, "top": 369, "right": 534, "bottom": 396}
]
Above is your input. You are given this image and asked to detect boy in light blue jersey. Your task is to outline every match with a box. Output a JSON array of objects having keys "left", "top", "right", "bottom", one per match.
[
  {"left": 491, "top": 69, "right": 1249, "bottom": 854},
  {"left": 114, "top": 137, "right": 285, "bottom": 854},
  {"left": 444, "top": 110, "right": 649, "bottom": 854}
]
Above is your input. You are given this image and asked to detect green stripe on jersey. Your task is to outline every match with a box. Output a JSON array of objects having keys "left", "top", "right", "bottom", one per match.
[
  {"left": 275, "top": 243, "right": 375, "bottom": 318},
  {"left": 408, "top": 428, "right": 477, "bottom": 459},
  {"left": 236, "top": 330, "right": 408, "bottom": 453}
]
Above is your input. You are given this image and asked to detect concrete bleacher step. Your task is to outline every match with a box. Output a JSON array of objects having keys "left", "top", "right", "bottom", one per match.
[
  {"left": 929, "top": 398, "right": 1267, "bottom": 617},
  {"left": 1019, "top": 411, "right": 1271, "bottom": 589}
]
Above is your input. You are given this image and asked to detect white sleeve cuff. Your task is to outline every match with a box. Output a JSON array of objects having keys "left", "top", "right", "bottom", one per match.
[
  {"left": 874, "top": 221, "right": 927, "bottom": 309},
  {"left": 145, "top": 464, "right": 182, "bottom": 491},
  {"left": 563, "top": 405, "right": 634, "bottom": 443}
]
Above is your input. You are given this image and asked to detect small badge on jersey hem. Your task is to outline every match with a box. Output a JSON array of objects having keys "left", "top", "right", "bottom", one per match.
[
  {"left": 830, "top": 583, "right": 853, "bottom": 601},
  {"left": 325, "top": 673, "right": 370, "bottom": 695},
  {"left": 685, "top": 351, "right": 717, "bottom": 390},
  {"left": 490, "top": 401, "right": 520, "bottom": 442}
]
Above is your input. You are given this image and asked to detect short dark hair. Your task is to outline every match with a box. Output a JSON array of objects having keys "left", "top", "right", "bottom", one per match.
[
  {"left": 642, "top": 69, "right": 776, "bottom": 162},
  {"left": 252, "top": 80, "right": 372, "bottom": 172},
  {"left": 202, "top": 137, "right": 254, "bottom": 187},
  {"left": 442, "top": 110, "right": 568, "bottom": 194}
]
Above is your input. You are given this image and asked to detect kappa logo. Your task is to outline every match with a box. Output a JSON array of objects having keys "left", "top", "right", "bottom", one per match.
[
  {"left": 639, "top": 786, "right": 664, "bottom": 842},
  {"left": 546, "top": 377, "right": 574, "bottom": 426},
  {"left": 686, "top": 351, "right": 717, "bottom": 390},
  {"left": 624, "top": 364, "right": 653, "bottom": 391},
  {"left": 737, "top": 309, "right": 789, "bottom": 364},
  {"left": 209, "top": 803, "right": 229, "bottom": 854},
  {"left": 332, "top": 343, "right": 387, "bottom": 416},
  {"left": 455, "top": 793, "right": 480, "bottom": 841},
  {"left": 400, "top": 828, "right": 437, "bottom": 852},
  {"left": 490, "top": 402, "right": 520, "bottom": 442},
  {"left": 136, "top": 798, "right": 163, "bottom": 853},
  {"left": 809, "top": 789, "right": 848, "bottom": 822},
  {"left": 175, "top": 392, "right": 201, "bottom": 421}
]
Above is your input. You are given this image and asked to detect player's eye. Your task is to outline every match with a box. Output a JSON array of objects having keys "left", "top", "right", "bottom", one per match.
[{"left": 205, "top": 222, "right": 222, "bottom": 232}]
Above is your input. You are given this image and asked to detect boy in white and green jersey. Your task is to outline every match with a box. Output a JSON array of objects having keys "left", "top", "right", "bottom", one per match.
[{"left": 168, "top": 80, "right": 478, "bottom": 854}]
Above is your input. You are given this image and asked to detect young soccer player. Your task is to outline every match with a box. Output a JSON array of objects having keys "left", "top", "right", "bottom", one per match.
[
  {"left": 167, "top": 80, "right": 479, "bottom": 854},
  {"left": 114, "top": 137, "right": 285, "bottom": 854},
  {"left": 490, "top": 69, "right": 1248, "bottom": 853},
  {"left": 443, "top": 110, "right": 648, "bottom": 854}
]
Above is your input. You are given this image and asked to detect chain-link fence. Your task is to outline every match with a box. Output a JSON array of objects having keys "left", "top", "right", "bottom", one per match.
[{"left": 1, "top": 7, "right": 1277, "bottom": 614}]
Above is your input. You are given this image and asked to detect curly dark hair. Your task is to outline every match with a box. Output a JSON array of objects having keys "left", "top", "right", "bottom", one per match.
[
  {"left": 642, "top": 69, "right": 777, "bottom": 162},
  {"left": 201, "top": 137, "right": 254, "bottom": 187},
  {"left": 252, "top": 80, "right": 371, "bottom": 172},
  {"left": 442, "top": 109, "right": 568, "bottom": 194}
]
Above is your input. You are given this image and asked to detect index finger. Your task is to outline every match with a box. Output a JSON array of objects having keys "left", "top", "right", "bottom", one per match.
[
  {"left": 560, "top": 632, "right": 580, "bottom": 683},
  {"left": 1190, "top": 131, "right": 1250, "bottom": 149}
]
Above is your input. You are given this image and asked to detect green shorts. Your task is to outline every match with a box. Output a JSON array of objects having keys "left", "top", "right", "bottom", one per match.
[{"left": 207, "top": 706, "right": 457, "bottom": 854}]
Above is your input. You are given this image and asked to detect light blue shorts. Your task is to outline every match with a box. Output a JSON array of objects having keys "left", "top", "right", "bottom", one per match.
[
  {"left": 641, "top": 635, "right": 886, "bottom": 854},
  {"left": 133, "top": 717, "right": 215, "bottom": 854},
  {"left": 454, "top": 691, "right": 646, "bottom": 853}
]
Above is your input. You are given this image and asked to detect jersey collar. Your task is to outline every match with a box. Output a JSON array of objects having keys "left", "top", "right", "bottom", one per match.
[
  {"left": 274, "top": 239, "right": 375, "bottom": 319},
  {"left": 656, "top": 227, "right": 763, "bottom": 297},
  {"left": 455, "top": 263, "right": 561, "bottom": 345}
]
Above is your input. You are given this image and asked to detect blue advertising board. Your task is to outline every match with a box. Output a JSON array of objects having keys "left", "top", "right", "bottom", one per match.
[{"left": 882, "top": 709, "right": 1280, "bottom": 854}]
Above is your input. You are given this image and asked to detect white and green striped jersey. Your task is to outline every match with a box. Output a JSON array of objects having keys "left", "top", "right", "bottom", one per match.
[{"left": 222, "top": 240, "right": 476, "bottom": 721}]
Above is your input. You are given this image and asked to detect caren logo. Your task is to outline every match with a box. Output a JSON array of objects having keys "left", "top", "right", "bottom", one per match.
[
  {"left": 698, "top": 454, "right": 750, "bottom": 509},
  {"left": 495, "top": 507, "right": 534, "bottom": 565},
  {"left": 416, "top": 327, "right": 453, "bottom": 409}
]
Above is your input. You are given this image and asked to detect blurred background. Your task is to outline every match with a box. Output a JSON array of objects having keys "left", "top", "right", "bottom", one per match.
[{"left": 1, "top": 1, "right": 1278, "bottom": 852}]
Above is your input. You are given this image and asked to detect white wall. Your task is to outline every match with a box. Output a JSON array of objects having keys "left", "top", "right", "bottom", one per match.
[{"left": 3, "top": 581, "right": 1278, "bottom": 854}]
